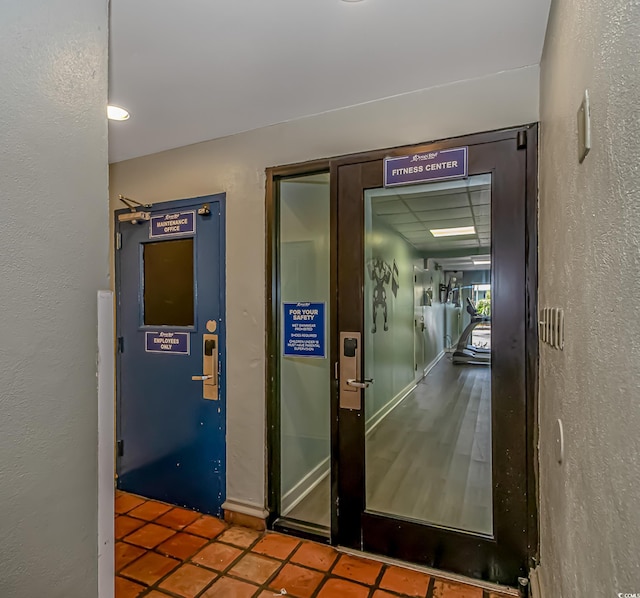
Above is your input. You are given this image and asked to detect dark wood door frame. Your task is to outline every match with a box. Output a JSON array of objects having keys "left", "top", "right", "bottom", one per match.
[{"left": 264, "top": 126, "right": 539, "bottom": 582}]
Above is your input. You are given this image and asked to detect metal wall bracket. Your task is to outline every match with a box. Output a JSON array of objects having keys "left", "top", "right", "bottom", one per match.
[{"left": 117, "top": 211, "right": 150, "bottom": 224}]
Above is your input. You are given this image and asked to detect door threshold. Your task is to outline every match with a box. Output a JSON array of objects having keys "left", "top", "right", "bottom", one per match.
[
  {"left": 272, "top": 517, "right": 331, "bottom": 544},
  {"left": 336, "top": 546, "right": 519, "bottom": 596}
]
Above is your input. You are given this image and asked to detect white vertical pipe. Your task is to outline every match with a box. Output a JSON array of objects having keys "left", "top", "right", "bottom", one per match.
[{"left": 97, "top": 290, "right": 115, "bottom": 598}]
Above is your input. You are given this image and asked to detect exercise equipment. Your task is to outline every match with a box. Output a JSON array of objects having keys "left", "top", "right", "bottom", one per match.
[{"left": 452, "top": 298, "right": 491, "bottom": 365}]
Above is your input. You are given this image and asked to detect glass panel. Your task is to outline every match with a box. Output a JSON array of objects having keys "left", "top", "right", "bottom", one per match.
[
  {"left": 143, "top": 239, "right": 194, "bottom": 326},
  {"left": 278, "top": 173, "right": 331, "bottom": 528},
  {"left": 364, "top": 174, "right": 493, "bottom": 536}
]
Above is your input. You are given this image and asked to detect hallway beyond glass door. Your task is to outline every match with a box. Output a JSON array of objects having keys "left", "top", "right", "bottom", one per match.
[
  {"left": 288, "top": 355, "right": 491, "bottom": 534},
  {"left": 363, "top": 176, "right": 493, "bottom": 536}
]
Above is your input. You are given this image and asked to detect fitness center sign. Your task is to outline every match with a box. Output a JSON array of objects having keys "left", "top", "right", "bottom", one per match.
[{"left": 384, "top": 147, "right": 468, "bottom": 187}]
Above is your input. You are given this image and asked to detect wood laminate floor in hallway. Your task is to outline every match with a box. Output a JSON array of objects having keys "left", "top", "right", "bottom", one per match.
[{"left": 287, "top": 357, "right": 492, "bottom": 535}]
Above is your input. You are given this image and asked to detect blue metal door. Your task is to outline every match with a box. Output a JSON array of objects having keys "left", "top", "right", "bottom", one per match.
[{"left": 115, "top": 194, "right": 226, "bottom": 515}]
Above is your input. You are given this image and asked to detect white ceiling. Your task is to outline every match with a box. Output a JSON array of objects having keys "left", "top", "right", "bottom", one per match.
[{"left": 108, "top": 0, "right": 551, "bottom": 163}]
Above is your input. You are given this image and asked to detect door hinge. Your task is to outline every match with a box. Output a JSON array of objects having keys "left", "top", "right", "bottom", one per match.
[
  {"left": 115, "top": 232, "right": 122, "bottom": 250},
  {"left": 117, "top": 439, "right": 124, "bottom": 457},
  {"left": 517, "top": 129, "right": 527, "bottom": 149},
  {"left": 117, "top": 336, "right": 124, "bottom": 353}
]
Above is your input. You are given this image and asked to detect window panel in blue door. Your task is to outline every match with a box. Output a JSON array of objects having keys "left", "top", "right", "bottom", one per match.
[{"left": 143, "top": 239, "right": 194, "bottom": 326}]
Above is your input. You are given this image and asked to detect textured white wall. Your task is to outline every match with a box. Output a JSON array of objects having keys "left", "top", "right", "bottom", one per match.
[
  {"left": 0, "top": 1, "right": 108, "bottom": 596},
  {"left": 110, "top": 65, "right": 539, "bottom": 513},
  {"left": 538, "top": 0, "right": 640, "bottom": 596}
]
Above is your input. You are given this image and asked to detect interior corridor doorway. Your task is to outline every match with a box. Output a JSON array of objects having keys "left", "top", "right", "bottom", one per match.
[{"left": 267, "top": 126, "right": 538, "bottom": 586}]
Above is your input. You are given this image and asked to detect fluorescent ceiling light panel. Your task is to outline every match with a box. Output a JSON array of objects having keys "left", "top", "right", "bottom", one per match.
[
  {"left": 430, "top": 226, "right": 476, "bottom": 238},
  {"left": 473, "top": 260, "right": 491, "bottom": 265}
]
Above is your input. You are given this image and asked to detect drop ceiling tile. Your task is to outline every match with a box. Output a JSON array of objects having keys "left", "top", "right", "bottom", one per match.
[
  {"left": 471, "top": 205, "right": 490, "bottom": 218},
  {"left": 470, "top": 190, "right": 491, "bottom": 205},
  {"left": 372, "top": 200, "right": 410, "bottom": 215},
  {"left": 412, "top": 239, "right": 440, "bottom": 251},
  {"left": 404, "top": 196, "right": 469, "bottom": 212},
  {"left": 417, "top": 207, "right": 472, "bottom": 221},
  {"left": 379, "top": 213, "right": 418, "bottom": 225},
  {"left": 396, "top": 178, "right": 485, "bottom": 199},
  {"left": 402, "top": 234, "right": 431, "bottom": 243},
  {"left": 394, "top": 223, "right": 428, "bottom": 233},
  {"left": 431, "top": 239, "right": 480, "bottom": 249},
  {"left": 474, "top": 220, "right": 491, "bottom": 230}
]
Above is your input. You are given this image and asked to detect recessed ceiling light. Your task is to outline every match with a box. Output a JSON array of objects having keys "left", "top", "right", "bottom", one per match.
[
  {"left": 107, "top": 105, "right": 130, "bottom": 121},
  {"left": 473, "top": 260, "right": 491, "bottom": 265},
  {"left": 342, "top": 0, "right": 365, "bottom": 3},
  {"left": 430, "top": 226, "right": 476, "bottom": 238}
]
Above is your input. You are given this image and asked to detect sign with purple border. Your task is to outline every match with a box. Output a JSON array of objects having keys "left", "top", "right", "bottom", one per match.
[
  {"left": 384, "top": 147, "right": 468, "bottom": 187},
  {"left": 149, "top": 210, "right": 196, "bottom": 238},
  {"left": 145, "top": 331, "right": 190, "bottom": 355},
  {"left": 283, "top": 302, "right": 326, "bottom": 358}
]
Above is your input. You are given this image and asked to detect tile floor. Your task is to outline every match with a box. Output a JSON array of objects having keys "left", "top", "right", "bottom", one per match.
[{"left": 115, "top": 491, "right": 515, "bottom": 598}]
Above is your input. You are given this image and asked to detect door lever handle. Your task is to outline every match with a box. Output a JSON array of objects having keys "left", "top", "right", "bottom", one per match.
[
  {"left": 192, "top": 375, "right": 213, "bottom": 381},
  {"left": 346, "top": 378, "right": 374, "bottom": 389}
]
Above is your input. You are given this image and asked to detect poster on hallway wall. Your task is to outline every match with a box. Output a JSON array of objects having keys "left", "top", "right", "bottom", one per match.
[
  {"left": 367, "top": 258, "right": 399, "bottom": 333},
  {"left": 282, "top": 302, "right": 326, "bottom": 358}
]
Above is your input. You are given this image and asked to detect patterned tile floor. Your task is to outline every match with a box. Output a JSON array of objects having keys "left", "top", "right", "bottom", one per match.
[{"left": 115, "top": 491, "right": 515, "bottom": 598}]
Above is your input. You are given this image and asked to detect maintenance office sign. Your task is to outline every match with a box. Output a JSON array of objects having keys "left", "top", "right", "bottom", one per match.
[
  {"left": 150, "top": 211, "right": 196, "bottom": 238},
  {"left": 283, "top": 302, "right": 326, "bottom": 358},
  {"left": 384, "top": 147, "right": 468, "bottom": 187}
]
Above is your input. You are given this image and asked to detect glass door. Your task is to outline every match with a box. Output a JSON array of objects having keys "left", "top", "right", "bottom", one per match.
[
  {"left": 363, "top": 173, "right": 493, "bottom": 535},
  {"left": 334, "top": 130, "right": 535, "bottom": 585}
]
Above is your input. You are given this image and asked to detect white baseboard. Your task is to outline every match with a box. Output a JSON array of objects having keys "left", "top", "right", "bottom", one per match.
[
  {"left": 365, "top": 350, "right": 445, "bottom": 435},
  {"left": 221, "top": 498, "right": 269, "bottom": 520},
  {"left": 422, "top": 350, "right": 445, "bottom": 378},
  {"left": 281, "top": 456, "right": 330, "bottom": 515},
  {"left": 366, "top": 381, "right": 416, "bottom": 435}
]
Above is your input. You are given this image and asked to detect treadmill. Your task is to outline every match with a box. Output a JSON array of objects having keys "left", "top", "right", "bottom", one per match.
[{"left": 452, "top": 298, "right": 491, "bottom": 365}]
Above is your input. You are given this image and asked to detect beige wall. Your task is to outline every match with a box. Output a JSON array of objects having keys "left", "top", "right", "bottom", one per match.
[
  {"left": 110, "top": 65, "right": 539, "bottom": 514},
  {"left": 537, "top": 0, "right": 640, "bottom": 596}
]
